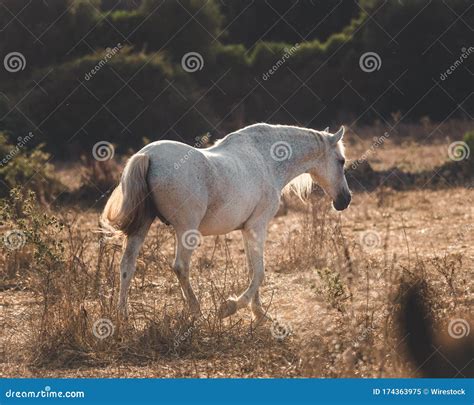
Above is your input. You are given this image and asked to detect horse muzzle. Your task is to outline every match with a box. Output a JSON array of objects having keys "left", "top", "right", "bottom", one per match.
[{"left": 333, "top": 191, "right": 351, "bottom": 211}]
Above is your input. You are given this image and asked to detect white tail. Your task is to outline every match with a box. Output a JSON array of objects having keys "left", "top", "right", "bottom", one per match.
[{"left": 100, "top": 153, "right": 153, "bottom": 236}]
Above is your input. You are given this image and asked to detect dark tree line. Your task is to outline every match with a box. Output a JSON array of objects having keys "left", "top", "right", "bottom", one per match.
[{"left": 0, "top": 0, "right": 472, "bottom": 158}]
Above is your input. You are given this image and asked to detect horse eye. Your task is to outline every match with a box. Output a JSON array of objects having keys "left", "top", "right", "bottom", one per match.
[{"left": 339, "top": 159, "right": 345, "bottom": 166}]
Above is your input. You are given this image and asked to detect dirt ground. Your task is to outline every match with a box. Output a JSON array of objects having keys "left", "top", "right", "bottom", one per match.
[{"left": 0, "top": 135, "right": 473, "bottom": 378}]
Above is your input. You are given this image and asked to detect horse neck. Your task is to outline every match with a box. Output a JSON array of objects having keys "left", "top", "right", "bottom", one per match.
[{"left": 264, "top": 127, "right": 326, "bottom": 189}]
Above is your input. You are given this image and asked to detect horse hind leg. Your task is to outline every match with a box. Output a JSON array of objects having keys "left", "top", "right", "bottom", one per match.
[
  {"left": 173, "top": 230, "right": 201, "bottom": 316},
  {"left": 117, "top": 217, "right": 153, "bottom": 317}
]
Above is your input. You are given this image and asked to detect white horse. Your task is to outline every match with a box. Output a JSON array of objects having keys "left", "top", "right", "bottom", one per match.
[{"left": 101, "top": 123, "right": 351, "bottom": 321}]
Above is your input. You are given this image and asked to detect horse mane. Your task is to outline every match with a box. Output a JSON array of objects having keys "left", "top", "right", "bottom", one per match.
[{"left": 283, "top": 173, "right": 313, "bottom": 200}]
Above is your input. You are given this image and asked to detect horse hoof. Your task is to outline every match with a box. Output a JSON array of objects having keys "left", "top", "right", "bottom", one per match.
[
  {"left": 218, "top": 299, "right": 238, "bottom": 318},
  {"left": 252, "top": 312, "right": 271, "bottom": 326}
]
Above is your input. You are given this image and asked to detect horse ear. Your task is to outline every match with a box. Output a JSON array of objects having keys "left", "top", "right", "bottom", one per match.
[
  {"left": 324, "top": 127, "right": 329, "bottom": 132},
  {"left": 331, "top": 126, "right": 345, "bottom": 144}
]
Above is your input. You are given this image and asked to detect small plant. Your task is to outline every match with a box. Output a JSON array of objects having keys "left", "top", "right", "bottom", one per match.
[
  {"left": 0, "top": 188, "right": 64, "bottom": 283},
  {"left": 316, "top": 267, "right": 349, "bottom": 313},
  {"left": 462, "top": 130, "right": 474, "bottom": 165},
  {"left": 427, "top": 253, "right": 462, "bottom": 296}
]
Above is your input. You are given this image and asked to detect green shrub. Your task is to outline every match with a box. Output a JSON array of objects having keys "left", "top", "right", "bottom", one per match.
[
  {"left": 0, "top": 188, "right": 64, "bottom": 283},
  {"left": 14, "top": 50, "right": 216, "bottom": 156},
  {"left": 463, "top": 131, "right": 474, "bottom": 165},
  {"left": 219, "top": 1, "right": 359, "bottom": 47},
  {"left": 94, "top": 0, "right": 223, "bottom": 62},
  {"left": 0, "top": 132, "right": 62, "bottom": 200},
  {"left": 0, "top": 0, "right": 100, "bottom": 83}
]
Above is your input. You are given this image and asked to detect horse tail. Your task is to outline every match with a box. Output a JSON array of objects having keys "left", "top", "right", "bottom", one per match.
[{"left": 100, "top": 153, "right": 153, "bottom": 236}]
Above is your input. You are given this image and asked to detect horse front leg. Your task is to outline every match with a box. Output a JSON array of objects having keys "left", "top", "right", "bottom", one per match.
[
  {"left": 243, "top": 233, "right": 269, "bottom": 322},
  {"left": 219, "top": 225, "right": 266, "bottom": 319}
]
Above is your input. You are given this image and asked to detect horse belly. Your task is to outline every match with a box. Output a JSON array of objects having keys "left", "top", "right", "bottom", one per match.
[
  {"left": 198, "top": 202, "right": 251, "bottom": 235},
  {"left": 198, "top": 211, "right": 245, "bottom": 235}
]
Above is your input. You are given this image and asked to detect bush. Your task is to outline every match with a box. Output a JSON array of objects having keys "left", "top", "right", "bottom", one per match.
[
  {"left": 462, "top": 131, "right": 474, "bottom": 165},
  {"left": 13, "top": 50, "right": 216, "bottom": 156},
  {"left": 0, "top": 132, "right": 62, "bottom": 201},
  {"left": 219, "top": 0, "right": 359, "bottom": 47},
  {"left": 88, "top": 0, "right": 223, "bottom": 62},
  {"left": 0, "top": 0, "right": 100, "bottom": 85},
  {"left": 0, "top": 189, "right": 64, "bottom": 284}
]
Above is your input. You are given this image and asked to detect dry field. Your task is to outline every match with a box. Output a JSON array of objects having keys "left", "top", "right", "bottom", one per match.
[{"left": 1, "top": 125, "right": 473, "bottom": 378}]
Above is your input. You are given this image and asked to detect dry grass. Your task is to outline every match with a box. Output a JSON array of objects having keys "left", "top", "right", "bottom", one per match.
[
  {"left": 346, "top": 118, "right": 472, "bottom": 172},
  {"left": 0, "top": 126, "right": 473, "bottom": 378}
]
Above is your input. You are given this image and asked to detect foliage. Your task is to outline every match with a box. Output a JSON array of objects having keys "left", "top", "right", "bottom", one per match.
[
  {"left": 0, "top": 0, "right": 100, "bottom": 85},
  {"left": 463, "top": 131, "right": 474, "bottom": 164},
  {"left": 0, "top": 189, "right": 64, "bottom": 283},
  {"left": 14, "top": 49, "right": 216, "bottom": 156},
  {"left": 0, "top": 132, "right": 62, "bottom": 200},
  {"left": 316, "top": 267, "right": 348, "bottom": 313},
  {"left": 219, "top": 0, "right": 359, "bottom": 47},
  {"left": 0, "top": 0, "right": 472, "bottom": 155}
]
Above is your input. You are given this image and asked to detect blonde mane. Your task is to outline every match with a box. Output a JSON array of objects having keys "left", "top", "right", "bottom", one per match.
[{"left": 283, "top": 173, "right": 314, "bottom": 200}]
